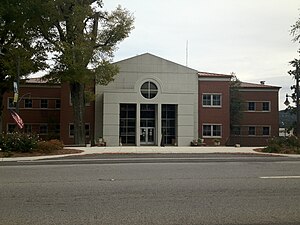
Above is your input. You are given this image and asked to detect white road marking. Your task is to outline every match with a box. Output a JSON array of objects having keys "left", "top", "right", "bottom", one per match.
[{"left": 260, "top": 176, "right": 300, "bottom": 179}]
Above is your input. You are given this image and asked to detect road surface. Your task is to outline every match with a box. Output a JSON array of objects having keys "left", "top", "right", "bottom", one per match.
[{"left": 1, "top": 154, "right": 300, "bottom": 225}]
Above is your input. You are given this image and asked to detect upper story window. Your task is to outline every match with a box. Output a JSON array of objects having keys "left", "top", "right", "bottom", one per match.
[
  {"left": 203, "top": 94, "right": 221, "bottom": 107},
  {"left": 262, "top": 102, "right": 270, "bottom": 111},
  {"left": 248, "top": 102, "right": 255, "bottom": 111},
  {"left": 141, "top": 81, "right": 158, "bottom": 99},
  {"left": 40, "top": 99, "right": 48, "bottom": 108},
  {"left": 55, "top": 99, "right": 61, "bottom": 109},
  {"left": 24, "top": 99, "right": 32, "bottom": 108}
]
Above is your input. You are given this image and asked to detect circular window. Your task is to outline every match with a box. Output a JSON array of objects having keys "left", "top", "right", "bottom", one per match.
[{"left": 141, "top": 81, "right": 158, "bottom": 99}]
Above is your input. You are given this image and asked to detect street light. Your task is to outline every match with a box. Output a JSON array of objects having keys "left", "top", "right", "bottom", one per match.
[{"left": 284, "top": 94, "right": 291, "bottom": 107}]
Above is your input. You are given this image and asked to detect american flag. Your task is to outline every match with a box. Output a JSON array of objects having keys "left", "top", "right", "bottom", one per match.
[{"left": 10, "top": 110, "right": 24, "bottom": 129}]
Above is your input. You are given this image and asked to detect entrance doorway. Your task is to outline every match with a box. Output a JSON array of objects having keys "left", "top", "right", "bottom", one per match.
[
  {"left": 140, "top": 104, "right": 156, "bottom": 145},
  {"left": 140, "top": 127, "right": 155, "bottom": 145}
]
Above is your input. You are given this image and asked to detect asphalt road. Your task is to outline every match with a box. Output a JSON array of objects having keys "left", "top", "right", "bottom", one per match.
[{"left": 1, "top": 154, "right": 300, "bottom": 225}]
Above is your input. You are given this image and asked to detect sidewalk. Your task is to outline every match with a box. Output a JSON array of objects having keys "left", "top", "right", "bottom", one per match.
[{"left": 1, "top": 146, "right": 300, "bottom": 162}]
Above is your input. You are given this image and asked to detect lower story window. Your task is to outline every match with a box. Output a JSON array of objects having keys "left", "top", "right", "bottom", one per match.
[
  {"left": 203, "top": 124, "right": 222, "bottom": 137},
  {"left": 7, "top": 124, "right": 16, "bottom": 133},
  {"left": 69, "top": 123, "right": 90, "bottom": 137},
  {"left": 40, "top": 124, "right": 48, "bottom": 135},
  {"left": 24, "top": 124, "right": 32, "bottom": 133},
  {"left": 263, "top": 127, "right": 270, "bottom": 136},
  {"left": 248, "top": 126, "right": 256, "bottom": 136}
]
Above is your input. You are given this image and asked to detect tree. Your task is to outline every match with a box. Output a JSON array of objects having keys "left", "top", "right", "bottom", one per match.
[
  {"left": 287, "top": 14, "right": 300, "bottom": 137},
  {"left": 286, "top": 58, "right": 300, "bottom": 137},
  {"left": 229, "top": 74, "right": 243, "bottom": 131},
  {"left": 26, "top": 0, "right": 134, "bottom": 145},
  {"left": 0, "top": 0, "right": 47, "bottom": 130}
]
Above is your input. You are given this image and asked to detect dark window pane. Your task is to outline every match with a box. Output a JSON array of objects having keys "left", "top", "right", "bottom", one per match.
[{"left": 263, "top": 127, "right": 270, "bottom": 135}]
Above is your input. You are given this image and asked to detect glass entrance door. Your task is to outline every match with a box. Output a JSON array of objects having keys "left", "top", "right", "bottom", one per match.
[{"left": 140, "top": 127, "right": 155, "bottom": 145}]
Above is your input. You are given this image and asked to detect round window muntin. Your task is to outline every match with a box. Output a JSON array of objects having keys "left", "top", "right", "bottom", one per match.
[{"left": 141, "top": 81, "right": 158, "bottom": 99}]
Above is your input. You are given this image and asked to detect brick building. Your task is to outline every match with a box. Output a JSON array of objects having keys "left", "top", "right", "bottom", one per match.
[
  {"left": 229, "top": 82, "right": 280, "bottom": 146},
  {"left": 1, "top": 53, "right": 280, "bottom": 146}
]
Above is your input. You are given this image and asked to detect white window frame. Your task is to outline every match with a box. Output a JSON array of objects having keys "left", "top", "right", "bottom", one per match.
[
  {"left": 202, "top": 124, "right": 222, "bottom": 138},
  {"left": 202, "top": 93, "right": 222, "bottom": 107},
  {"left": 262, "top": 101, "right": 271, "bottom": 112},
  {"left": 262, "top": 126, "right": 271, "bottom": 136},
  {"left": 247, "top": 102, "right": 256, "bottom": 111}
]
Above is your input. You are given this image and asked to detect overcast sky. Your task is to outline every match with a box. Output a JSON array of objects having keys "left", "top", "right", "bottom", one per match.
[{"left": 103, "top": 0, "right": 300, "bottom": 110}]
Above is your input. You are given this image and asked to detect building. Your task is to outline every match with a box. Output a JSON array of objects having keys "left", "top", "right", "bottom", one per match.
[
  {"left": 2, "top": 79, "right": 95, "bottom": 145},
  {"left": 198, "top": 72, "right": 232, "bottom": 146},
  {"left": 2, "top": 78, "right": 61, "bottom": 139},
  {"left": 1, "top": 53, "right": 280, "bottom": 146},
  {"left": 229, "top": 82, "right": 280, "bottom": 146},
  {"left": 95, "top": 53, "right": 199, "bottom": 146}
]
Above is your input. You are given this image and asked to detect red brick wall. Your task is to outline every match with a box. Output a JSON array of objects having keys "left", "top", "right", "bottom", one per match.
[
  {"left": 2, "top": 84, "right": 61, "bottom": 136},
  {"left": 198, "top": 80, "right": 231, "bottom": 145},
  {"left": 229, "top": 89, "right": 279, "bottom": 146}
]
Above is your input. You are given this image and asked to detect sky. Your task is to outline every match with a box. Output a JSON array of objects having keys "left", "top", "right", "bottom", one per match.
[{"left": 102, "top": 0, "right": 300, "bottom": 110}]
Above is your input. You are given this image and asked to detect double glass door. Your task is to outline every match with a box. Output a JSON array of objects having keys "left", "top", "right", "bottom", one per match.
[{"left": 140, "top": 127, "right": 155, "bottom": 145}]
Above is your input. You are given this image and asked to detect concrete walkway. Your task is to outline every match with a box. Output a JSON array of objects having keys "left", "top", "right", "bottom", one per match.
[{"left": 1, "top": 146, "right": 300, "bottom": 162}]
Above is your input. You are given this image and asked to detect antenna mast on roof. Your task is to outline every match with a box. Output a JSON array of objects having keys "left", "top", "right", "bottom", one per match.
[{"left": 186, "top": 40, "right": 189, "bottom": 67}]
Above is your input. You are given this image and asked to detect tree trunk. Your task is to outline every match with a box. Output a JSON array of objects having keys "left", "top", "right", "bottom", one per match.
[{"left": 70, "top": 82, "right": 86, "bottom": 145}]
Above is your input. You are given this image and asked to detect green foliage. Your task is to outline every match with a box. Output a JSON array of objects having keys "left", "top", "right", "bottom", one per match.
[
  {"left": 291, "top": 13, "right": 300, "bottom": 43},
  {"left": 0, "top": 0, "right": 48, "bottom": 118},
  {"left": 0, "top": 132, "right": 39, "bottom": 153},
  {"left": 230, "top": 75, "right": 243, "bottom": 128},
  {"left": 23, "top": 0, "right": 134, "bottom": 144},
  {"left": 36, "top": 139, "right": 64, "bottom": 153},
  {"left": 263, "top": 136, "right": 300, "bottom": 154}
]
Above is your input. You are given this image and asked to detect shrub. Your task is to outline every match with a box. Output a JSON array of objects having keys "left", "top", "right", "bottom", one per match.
[
  {"left": 0, "top": 132, "right": 38, "bottom": 153},
  {"left": 263, "top": 136, "right": 300, "bottom": 154},
  {"left": 35, "top": 139, "right": 64, "bottom": 153}
]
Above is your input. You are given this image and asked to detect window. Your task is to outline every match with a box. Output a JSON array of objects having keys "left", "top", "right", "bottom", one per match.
[
  {"left": 141, "top": 81, "right": 158, "bottom": 99},
  {"left": 248, "top": 102, "right": 255, "bottom": 111},
  {"left": 40, "top": 99, "right": 48, "bottom": 108},
  {"left": 263, "top": 127, "right": 270, "bottom": 136},
  {"left": 85, "top": 124, "right": 90, "bottom": 137},
  {"left": 248, "top": 126, "right": 256, "bottom": 135},
  {"left": 202, "top": 124, "right": 222, "bottom": 137},
  {"left": 55, "top": 99, "right": 61, "bottom": 109},
  {"left": 69, "top": 123, "right": 90, "bottom": 137},
  {"left": 24, "top": 124, "right": 32, "bottom": 133},
  {"left": 202, "top": 94, "right": 221, "bottom": 107},
  {"left": 7, "top": 124, "right": 16, "bottom": 133},
  {"left": 262, "top": 102, "right": 270, "bottom": 111},
  {"left": 232, "top": 127, "right": 241, "bottom": 135},
  {"left": 24, "top": 99, "right": 33, "bottom": 108},
  {"left": 162, "top": 104, "right": 177, "bottom": 145},
  {"left": 8, "top": 98, "right": 15, "bottom": 109},
  {"left": 119, "top": 104, "right": 136, "bottom": 145},
  {"left": 40, "top": 124, "right": 48, "bottom": 134},
  {"left": 69, "top": 124, "right": 74, "bottom": 137}
]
